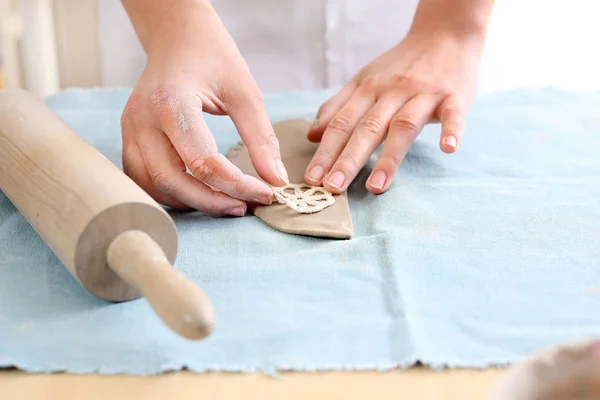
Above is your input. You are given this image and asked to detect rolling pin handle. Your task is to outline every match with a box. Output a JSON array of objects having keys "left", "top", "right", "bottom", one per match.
[{"left": 106, "top": 230, "right": 215, "bottom": 340}]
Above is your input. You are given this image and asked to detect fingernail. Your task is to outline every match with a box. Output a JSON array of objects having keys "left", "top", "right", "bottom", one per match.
[
  {"left": 327, "top": 171, "right": 345, "bottom": 189},
  {"left": 227, "top": 207, "right": 246, "bottom": 217},
  {"left": 275, "top": 159, "right": 289, "bottom": 184},
  {"left": 369, "top": 170, "right": 387, "bottom": 190},
  {"left": 307, "top": 165, "right": 324, "bottom": 183},
  {"left": 444, "top": 135, "right": 457, "bottom": 148},
  {"left": 254, "top": 194, "right": 273, "bottom": 205}
]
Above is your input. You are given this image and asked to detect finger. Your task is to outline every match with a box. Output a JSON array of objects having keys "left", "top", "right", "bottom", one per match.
[
  {"left": 122, "top": 136, "right": 191, "bottom": 211},
  {"left": 135, "top": 126, "right": 247, "bottom": 216},
  {"left": 321, "top": 94, "right": 406, "bottom": 194},
  {"left": 438, "top": 94, "right": 466, "bottom": 154},
  {"left": 307, "top": 79, "right": 359, "bottom": 142},
  {"left": 367, "top": 95, "right": 440, "bottom": 194},
  {"left": 304, "top": 92, "right": 375, "bottom": 186},
  {"left": 226, "top": 89, "right": 289, "bottom": 186},
  {"left": 150, "top": 87, "right": 273, "bottom": 204}
]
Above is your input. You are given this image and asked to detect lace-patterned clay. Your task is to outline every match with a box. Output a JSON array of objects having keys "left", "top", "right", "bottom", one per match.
[
  {"left": 272, "top": 184, "right": 335, "bottom": 214},
  {"left": 226, "top": 119, "right": 353, "bottom": 239}
]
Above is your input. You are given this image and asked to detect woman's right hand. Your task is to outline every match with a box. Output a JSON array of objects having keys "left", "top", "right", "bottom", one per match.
[{"left": 121, "top": 0, "right": 289, "bottom": 216}]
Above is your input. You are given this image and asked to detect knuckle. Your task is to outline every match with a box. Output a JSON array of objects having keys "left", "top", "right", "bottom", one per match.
[
  {"left": 313, "top": 147, "right": 337, "bottom": 165},
  {"left": 442, "top": 106, "right": 465, "bottom": 121},
  {"left": 337, "top": 153, "right": 360, "bottom": 169},
  {"left": 328, "top": 111, "right": 355, "bottom": 136},
  {"left": 356, "top": 117, "right": 384, "bottom": 136},
  {"left": 255, "top": 132, "right": 280, "bottom": 151},
  {"left": 358, "top": 76, "right": 376, "bottom": 93},
  {"left": 380, "top": 152, "right": 403, "bottom": 167},
  {"left": 188, "top": 154, "right": 217, "bottom": 183},
  {"left": 391, "top": 112, "right": 420, "bottom": 135},
  {"left": 150, "top": 171, "right": 172, "bottom": 194},
  {"left": 392, "top": 74, "right": 409, "bottom": 88},
  {"left": 149, "top": 85, "right": 182, "bottom": 119}
]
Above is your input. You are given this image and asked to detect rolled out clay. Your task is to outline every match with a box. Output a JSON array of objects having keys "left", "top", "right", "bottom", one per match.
[{"left": 226, "top": 119, "right": 353, "bottom": 239}]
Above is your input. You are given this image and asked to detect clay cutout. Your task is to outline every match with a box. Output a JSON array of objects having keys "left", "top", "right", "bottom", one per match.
[
  {"left": 272, "top": 183, "right": 335, "bottom": 214},
  {"left": 226, "top": 119, "right": 353, "bottom": 239}
]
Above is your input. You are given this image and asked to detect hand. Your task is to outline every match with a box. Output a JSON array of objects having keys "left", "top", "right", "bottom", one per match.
[
  {"left": 304, "top": 32, "right": 482, "bottom": 194},
  {"left": 120, "top": 0, "right": 288, "bottom": 216}
]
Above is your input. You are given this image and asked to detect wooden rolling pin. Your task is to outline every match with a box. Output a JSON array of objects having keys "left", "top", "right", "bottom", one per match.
[{"left": 0, "top": 88, "right": 214, "bottom": 340}]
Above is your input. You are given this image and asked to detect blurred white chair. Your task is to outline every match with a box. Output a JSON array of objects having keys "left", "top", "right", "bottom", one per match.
[
  {"left": 0, "top": 0, "right": 60, "bottom": 98},
  {"left": 0, "top": 0, "right": 24, "bottom": 90},
  {"left": 0, "top": 0, "right": 102, "bottom": 98}
]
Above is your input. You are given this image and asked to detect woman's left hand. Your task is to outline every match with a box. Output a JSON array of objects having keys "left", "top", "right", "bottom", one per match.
[{"left": 304, "top": 31, "right": 482, "bottom": 194}]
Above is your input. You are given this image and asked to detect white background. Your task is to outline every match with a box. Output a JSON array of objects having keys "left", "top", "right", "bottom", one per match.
[{"left": 98, "top": 0, "right": 600, "bottom": 94}]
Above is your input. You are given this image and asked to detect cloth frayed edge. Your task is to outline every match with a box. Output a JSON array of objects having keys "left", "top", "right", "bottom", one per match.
[{"left": 0, "top": 357, "right": 515, "bottom": 377}]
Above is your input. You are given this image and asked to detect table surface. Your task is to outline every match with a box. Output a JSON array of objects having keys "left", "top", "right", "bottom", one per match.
[{"left": 1, "top": 368, "right": 505, "bottom": 399}]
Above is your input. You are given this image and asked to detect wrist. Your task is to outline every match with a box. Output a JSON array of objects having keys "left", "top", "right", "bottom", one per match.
[
  {"left": 407, "top": 0, "right": 493, "bottom": 54},
  {"left": 406, "top": 25, "right": 488, "bottom": 57},
  {"left": 122, "top": 0, "right": 215, "bottom": 57}
]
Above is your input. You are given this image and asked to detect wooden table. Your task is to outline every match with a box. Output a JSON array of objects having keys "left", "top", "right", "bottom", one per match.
[{"left": 1, "top": 368, "right": 505, "bottom": 399}]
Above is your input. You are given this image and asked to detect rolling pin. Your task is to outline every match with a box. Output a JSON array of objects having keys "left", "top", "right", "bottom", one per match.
[{"left": 0, "top": 88, "right": 214, "bottom": 340}]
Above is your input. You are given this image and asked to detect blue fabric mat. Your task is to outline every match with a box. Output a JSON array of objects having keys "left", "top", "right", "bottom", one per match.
[{"left": 1, "top": 88, "right": 600, "bottom": 374}]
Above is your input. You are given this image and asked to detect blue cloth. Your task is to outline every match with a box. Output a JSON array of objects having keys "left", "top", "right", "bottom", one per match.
[{"left": 1, "top": 88, "right": 600, "bottom": 375}]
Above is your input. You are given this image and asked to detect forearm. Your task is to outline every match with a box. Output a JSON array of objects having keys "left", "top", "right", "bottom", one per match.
[
  {"left": 121, "top": 0, "right": 215, "bottom": 56},
  {"left": 408, "top": 0, "right": 495, "bottom": 50}
]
